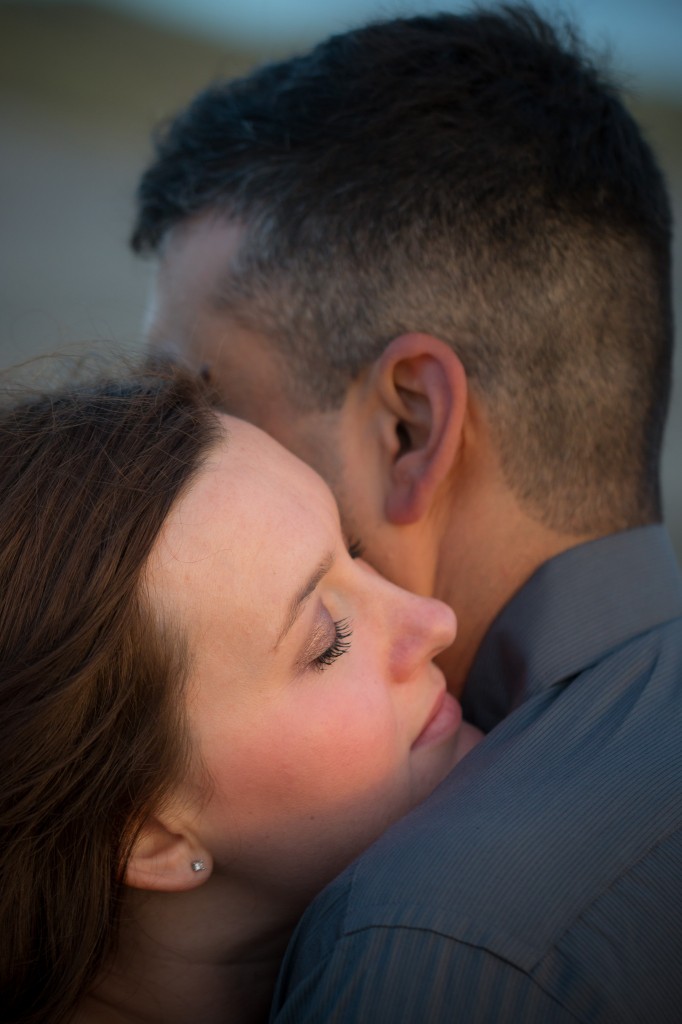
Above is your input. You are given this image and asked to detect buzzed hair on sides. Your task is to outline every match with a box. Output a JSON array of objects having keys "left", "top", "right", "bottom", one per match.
[{"left": 132, "top": 3, "right": 674, "bottom": 536}]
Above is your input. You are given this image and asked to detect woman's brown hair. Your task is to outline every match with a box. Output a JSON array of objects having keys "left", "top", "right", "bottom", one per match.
[{"left": 0, "top": 367, "right": 222, "bottom": 1023}]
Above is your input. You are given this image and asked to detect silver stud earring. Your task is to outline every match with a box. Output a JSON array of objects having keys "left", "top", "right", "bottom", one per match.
[{"left": 190, "top": 859, "right": 206, "bottom": 873}]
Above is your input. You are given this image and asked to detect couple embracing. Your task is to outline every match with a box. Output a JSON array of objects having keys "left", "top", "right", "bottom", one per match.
[{"left": 2, "top": 6, "right": 680, "bottom": 1023}]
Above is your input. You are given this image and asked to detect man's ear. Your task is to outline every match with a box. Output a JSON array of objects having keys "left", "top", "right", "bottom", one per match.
[
  {"left": 374, "top": 333, "right": 467, "bottom": 526},
  {"left": 124, "top": 812, "right": 212, "bottom": 893}
]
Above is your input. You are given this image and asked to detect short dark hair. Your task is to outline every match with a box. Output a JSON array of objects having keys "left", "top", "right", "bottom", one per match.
[
  {"left": 131, "top": 4, "right": 673, "bottom": 535},
  {"left": 0, "top": 367, "right": 221, "bottom": 1023}
]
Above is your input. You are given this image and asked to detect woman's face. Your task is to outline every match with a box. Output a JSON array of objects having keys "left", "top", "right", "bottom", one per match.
[{"left": 148, "top": 416, "right": 464, "bottom": 906}]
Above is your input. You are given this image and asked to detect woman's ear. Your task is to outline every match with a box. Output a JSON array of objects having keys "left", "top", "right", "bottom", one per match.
[
  {"left": 374, "top": 333, "right": 468, "bottom": 525},
  {"left": 124, "top": 813, "right": 212, "bottom": 893}
]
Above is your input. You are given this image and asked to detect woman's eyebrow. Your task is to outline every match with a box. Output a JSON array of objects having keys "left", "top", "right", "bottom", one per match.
[{"left": 274, "top": 551, "right": 335, "bottom": 649}]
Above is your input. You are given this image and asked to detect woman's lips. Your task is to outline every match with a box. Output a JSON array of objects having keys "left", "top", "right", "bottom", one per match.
[{"left": 412, "top": 689, "right": 462, "bottom": 749}]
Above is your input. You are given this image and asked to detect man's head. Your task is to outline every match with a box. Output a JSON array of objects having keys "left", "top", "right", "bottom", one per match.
[{"left": 132, "top": 4, "right": 673, "bottom": 687}]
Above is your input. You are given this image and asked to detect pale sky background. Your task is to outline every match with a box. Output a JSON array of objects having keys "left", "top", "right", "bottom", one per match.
[{"left": 81, "top": 0, "right": 682, "bottom": 96}]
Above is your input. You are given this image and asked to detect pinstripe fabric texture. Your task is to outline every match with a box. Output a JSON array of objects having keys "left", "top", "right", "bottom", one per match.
[{"left": 271, "top": 526, "right": 682, "bottom": 1023}]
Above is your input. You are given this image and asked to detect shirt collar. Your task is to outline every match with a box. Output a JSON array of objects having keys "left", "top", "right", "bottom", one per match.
[{"left": 463, "top": 525, "right": 682, "bottom": 731}]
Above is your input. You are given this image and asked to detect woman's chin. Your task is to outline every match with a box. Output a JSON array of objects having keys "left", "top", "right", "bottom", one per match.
[
  {"left": 411, "top": 709, "right": 484, "bottom": 804},
  {"left": 451, "top": 719, "right": 485, "bottom": 764}
]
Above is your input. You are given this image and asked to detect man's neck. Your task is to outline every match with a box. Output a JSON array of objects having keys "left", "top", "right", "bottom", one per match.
[{"left": 434, "top": 492, "right": 595, "bottom": 698}]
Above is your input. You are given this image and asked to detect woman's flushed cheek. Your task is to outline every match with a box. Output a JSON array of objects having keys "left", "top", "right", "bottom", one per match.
[{"left": 207, "top": 709, "right": 398, "bottom": 823}]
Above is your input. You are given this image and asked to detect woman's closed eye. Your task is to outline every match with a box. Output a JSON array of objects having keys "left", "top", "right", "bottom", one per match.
[{"left": 312, "top": 617, "right": 353, "bottom": 671}]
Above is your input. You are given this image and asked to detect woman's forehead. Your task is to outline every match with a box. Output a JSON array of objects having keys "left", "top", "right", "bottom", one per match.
[{"left": 146, "top": 417, "right": 339, "bottom": 629}]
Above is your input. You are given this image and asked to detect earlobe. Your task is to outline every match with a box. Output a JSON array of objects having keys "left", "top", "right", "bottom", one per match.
[
  {"left": 376, "top": 333, "right": 467, "bottom": 526},
  {"left": 124, "top": 814, "right": 212, "bottom": 893}
]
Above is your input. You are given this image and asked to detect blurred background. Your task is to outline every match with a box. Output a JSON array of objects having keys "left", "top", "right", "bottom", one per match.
[{"left": 1, "top": 0, "right": 680, "bottom": 558}]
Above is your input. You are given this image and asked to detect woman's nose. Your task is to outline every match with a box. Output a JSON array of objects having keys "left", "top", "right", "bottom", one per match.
[{"left": 387, "top": 589, "right": 457, "bottom": 682}]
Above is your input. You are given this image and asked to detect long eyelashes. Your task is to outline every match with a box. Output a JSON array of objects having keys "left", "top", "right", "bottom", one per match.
[
  {"left": 308, "top": 539, "right": 359, "bottom": 672},
  {"left": 313, "top": 618, "right": 353, "bottom": 670}
]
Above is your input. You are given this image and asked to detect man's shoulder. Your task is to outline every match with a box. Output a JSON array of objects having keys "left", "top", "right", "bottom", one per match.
[{"left": 274, "top": 826, "right": 682, "bottom": 1023}]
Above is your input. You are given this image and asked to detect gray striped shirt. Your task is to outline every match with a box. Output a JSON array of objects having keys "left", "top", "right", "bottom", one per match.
[{"left": 271, "top": 525, "right": 682, "bottom": 1022}]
